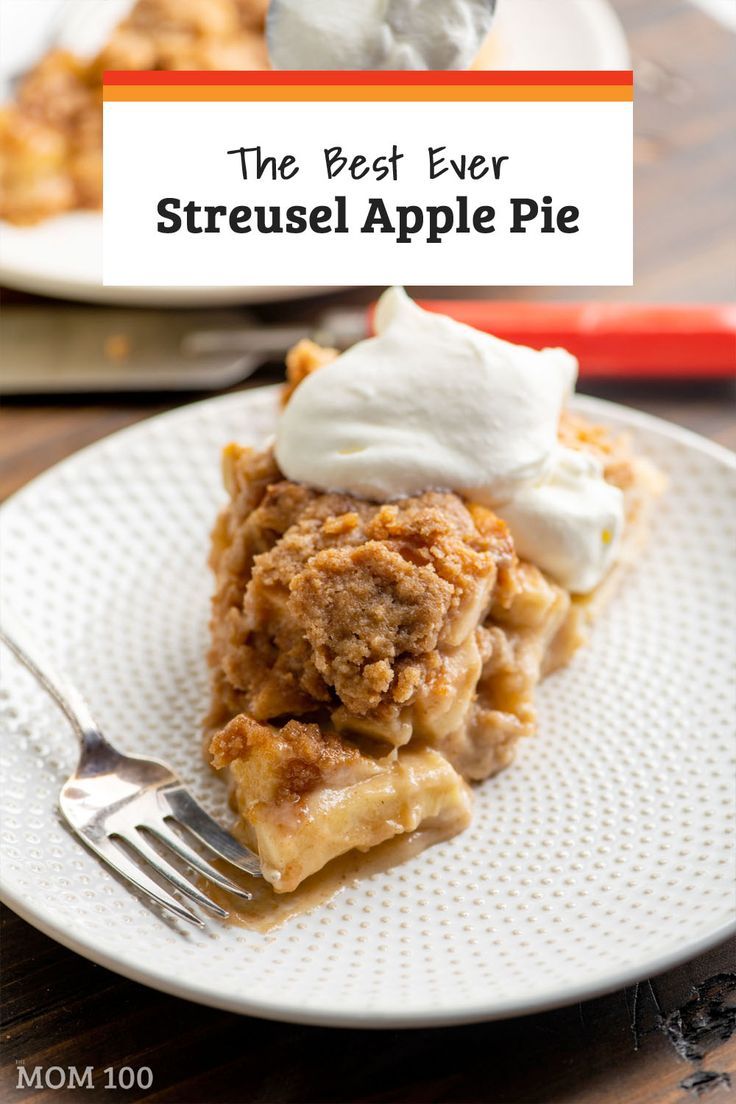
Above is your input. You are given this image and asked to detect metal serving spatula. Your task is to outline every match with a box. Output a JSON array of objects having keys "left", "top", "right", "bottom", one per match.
[{"left": 3, "top": 301, "right": 734, "bottom": 394}]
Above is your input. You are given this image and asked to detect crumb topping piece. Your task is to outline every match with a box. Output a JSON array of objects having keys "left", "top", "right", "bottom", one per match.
[
  {"left": 210, "top": 712, "right": 362, "bottom": 806},
  {"left": 290, "top": 541, "right": 454, "bottom": 713},
  {"left": 281, "top": 339, "right": 340, "bottom": 405},
  {"left": 209, "top": 455, "right": 516, "bottom": 725}
]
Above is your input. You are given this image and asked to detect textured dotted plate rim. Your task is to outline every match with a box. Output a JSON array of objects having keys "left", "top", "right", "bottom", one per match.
[
  {"left": 1, "top": 389, "right": 734, "bottom": 1029},
  {"left": 2, "top": 880, "right": 735, "bottom": 1030}
]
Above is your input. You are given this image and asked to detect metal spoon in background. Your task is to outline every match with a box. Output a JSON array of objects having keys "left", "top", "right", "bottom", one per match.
[{"left": 267, "top": 0, "right": 498, "bottom": 71}]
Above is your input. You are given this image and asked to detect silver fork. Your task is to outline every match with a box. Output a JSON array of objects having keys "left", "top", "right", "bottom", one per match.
[{"left": 0, "top": 612, "right": 261, "bottom": 928}]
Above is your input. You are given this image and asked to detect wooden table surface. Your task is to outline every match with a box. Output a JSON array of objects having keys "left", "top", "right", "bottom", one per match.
[{"left": 1, "top": 0, "right": 735, "bottom": 1101}]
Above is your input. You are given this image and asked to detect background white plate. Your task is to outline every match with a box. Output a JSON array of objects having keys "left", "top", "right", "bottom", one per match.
[
  {"left": 0, "top": 389, "right": 734, "bottom": 1028},
  {"left": 0, "top": 0, "right": 630, "bottom": 305}
]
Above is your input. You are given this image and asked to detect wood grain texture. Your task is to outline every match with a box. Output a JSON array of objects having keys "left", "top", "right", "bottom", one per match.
[
  {"left": 1, "top": 0, "right": 735, "bottom": 1101},
  {"left": 1, "top": 904, "right": 734, "bottom": 1104}
]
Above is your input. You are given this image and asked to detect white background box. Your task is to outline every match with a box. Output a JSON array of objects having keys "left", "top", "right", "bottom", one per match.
[{"left": 103, "top": 97, "right": 632, "bottom": 287}]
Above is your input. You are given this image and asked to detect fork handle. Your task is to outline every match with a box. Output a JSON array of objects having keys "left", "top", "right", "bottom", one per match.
[{"left": 0, "top": 608, "right": 102, "bottom": 746}]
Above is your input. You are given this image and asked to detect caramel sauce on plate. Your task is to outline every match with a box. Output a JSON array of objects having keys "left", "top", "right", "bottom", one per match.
[{"left": 205, "top": 824, "right": 454, "bottom": 933}]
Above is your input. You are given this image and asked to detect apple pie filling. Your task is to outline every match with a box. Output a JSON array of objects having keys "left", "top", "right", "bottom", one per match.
[{"left": 206, "top": 336, "right": 658, "bottom": 893}]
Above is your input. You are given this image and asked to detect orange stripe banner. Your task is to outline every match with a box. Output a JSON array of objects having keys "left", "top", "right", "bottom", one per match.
[{"left": 104, "top": 85, "right": 632, "bottom": 103}]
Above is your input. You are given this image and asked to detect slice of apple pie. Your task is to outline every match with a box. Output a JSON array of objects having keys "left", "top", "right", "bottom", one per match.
[{"left": 206, "top": 290, "right": 661, "bottom": 893}]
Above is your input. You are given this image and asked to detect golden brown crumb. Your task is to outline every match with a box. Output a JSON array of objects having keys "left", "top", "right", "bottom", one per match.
[
  {"left": 210, "top": 711, "right": 262, "bottom": 767},
  {"left": 209, "top": 454, "right": 516, "bottom": 727},
  {"left": 209, "top": 712, "right": 361, "bottom": 804},
  {"left": 558, "top": 409, "right": 663, "bottom": 525},
  {"left": 103, "top": 334, "right": 131, "bottom": 362},
  {"left": 281, "top": 339, "right": 340, "bottom": 405},
  {"left": 290, "top": 542, "right": 455, "bottom": 713}
]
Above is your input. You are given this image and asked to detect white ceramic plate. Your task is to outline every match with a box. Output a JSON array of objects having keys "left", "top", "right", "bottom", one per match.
[
  {"left": 0, "top": 0, "right": 629, "bottom": 305},
  {"left": 1, "top": 388, "right": 734, "bottom": 1028}
]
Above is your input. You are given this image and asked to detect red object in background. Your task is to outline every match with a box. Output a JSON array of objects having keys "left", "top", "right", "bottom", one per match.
[{"left": 369, "top": 301, "right": 736, "bottom": 379}]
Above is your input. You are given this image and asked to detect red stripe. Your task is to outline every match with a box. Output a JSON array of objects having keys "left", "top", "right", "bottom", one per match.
[{"left": 103, "top": 69, "right": 633, "bottom": 87}]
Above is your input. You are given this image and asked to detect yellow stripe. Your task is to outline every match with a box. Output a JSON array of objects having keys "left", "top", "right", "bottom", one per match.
[{"left": 103, "top": 85, "right": 632, "bottom": 103}]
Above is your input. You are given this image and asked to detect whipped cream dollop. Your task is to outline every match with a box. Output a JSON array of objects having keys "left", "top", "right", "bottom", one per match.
[
  {"left": 495, "top": 447, "right": 624, "bottom": 593},
  {"left": 277, "top": 287, "right": 576, "bottom": 507},
  {"left": 275, "top": 288, "right": 625, "bottom": 593},
  {"left": 267, "top": 0, "right": 496, "bottom": 71}
]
